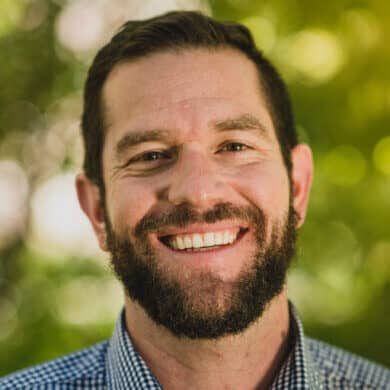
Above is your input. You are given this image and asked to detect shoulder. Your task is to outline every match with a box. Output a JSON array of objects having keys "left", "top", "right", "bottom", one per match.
[
  {"left": 0, "top": 341, "right": 109, "bottom": 389},
  {"left": 306, "top": 337, "right": 390, "bottom": 389}
]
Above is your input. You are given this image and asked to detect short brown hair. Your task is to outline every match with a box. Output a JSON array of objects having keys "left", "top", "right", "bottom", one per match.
[{"left": 81, "top": 11, "right": 297, "bottom": 189}]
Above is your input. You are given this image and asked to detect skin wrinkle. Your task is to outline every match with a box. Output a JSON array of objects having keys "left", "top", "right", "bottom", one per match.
[
  {"left": 115, "top": 129, "right": 174, "bottom": 158},
  {"left": 114, "top": 113, "right": 271, "bottom": 161},
  {"left": 109, "top": 123, "right": 277, "bottom": 188}
]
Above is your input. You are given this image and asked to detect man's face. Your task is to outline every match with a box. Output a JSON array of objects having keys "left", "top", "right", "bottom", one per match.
[{"left": 99, "top": 48, "right": 298, "bottom": 338}]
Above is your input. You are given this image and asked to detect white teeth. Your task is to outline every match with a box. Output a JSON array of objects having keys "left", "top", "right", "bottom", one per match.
[
  {"left": 215, "top": 232, "right": 223, "bottom": 245},
  {"left": 203, "top": 232, "right": 214, "bottom": 247},
  {"left": 184, "top": 236, "right": 192, "bottom": 249},
  {"left": 168, "top": 230, "right": 240, "bottom": 251},
  {"left": 192, "top": 234, "right": 203, "bottom": 248},
  {"left": 177, "top": 236, "right": 185, "bottom": 250}
]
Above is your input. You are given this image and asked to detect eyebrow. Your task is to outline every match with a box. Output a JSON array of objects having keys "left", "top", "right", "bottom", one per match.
[
  {"left": 114, "top": 113, "right": 270, "bottom": 158},
  {"left": 213, "top": 114, "right": 270, "bottom": 137},
  {"left": 115, "top": 129, "right": 173, "bottom": 158}
]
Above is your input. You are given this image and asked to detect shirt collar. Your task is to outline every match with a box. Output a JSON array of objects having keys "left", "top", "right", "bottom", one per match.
[
  {"left": 106, "top": 310, "right": 162, "bottom": 389},
  {"left": 271, "top": 302, "right": 323, "bottom": 390},
  {"left": 106, "top": 302, "right": 322, "bottom": 389}
]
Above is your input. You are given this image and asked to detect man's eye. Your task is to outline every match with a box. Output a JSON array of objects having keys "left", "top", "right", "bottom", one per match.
[
  {"left": 125, "top": 150, "right": 173, "bottom": 169},
  {"left": 138, "top": 151, "right": 169, "bottom": 161},
  {"left": 220, "top": 142, "right": 249, "bottom": 152}
]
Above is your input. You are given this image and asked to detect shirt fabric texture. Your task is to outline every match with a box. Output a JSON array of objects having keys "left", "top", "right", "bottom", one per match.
[{"left": 1, "top": 302, "right": 389, "bottom": 389}]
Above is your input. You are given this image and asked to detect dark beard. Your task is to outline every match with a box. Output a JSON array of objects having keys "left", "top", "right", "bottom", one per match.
[{"left": 104, "top": 202, "right": 297, "bottom": 339}]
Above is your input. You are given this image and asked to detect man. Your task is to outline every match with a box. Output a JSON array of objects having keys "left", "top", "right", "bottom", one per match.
[{"left": 1, "top": 11, "right": 389, "bottom": 390}]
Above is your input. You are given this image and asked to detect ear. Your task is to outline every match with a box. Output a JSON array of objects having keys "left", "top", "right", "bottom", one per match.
[
  {"left": 290, "top": 144, "right": 313, "bottom": 228},
  {"left": 75, "top": 174, "right": 108, "bottom": 251}
]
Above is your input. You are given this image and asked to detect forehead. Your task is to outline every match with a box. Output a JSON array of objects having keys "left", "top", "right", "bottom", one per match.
[{"left": 102, "top": 48, "right": 276, "bottom": 142}]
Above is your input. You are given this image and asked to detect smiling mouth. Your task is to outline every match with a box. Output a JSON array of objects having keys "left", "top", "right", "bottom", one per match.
[{"left": 159, "top": 227, "right": 249, "bottom": 252}]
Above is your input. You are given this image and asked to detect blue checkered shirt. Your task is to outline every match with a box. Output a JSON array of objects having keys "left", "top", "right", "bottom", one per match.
[{"left": 1, "top": 303, "right": 389, "bottom": 389}]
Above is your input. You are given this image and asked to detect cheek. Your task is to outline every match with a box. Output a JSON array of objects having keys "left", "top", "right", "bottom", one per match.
[
  {"left": 229, "top": 162, "right": 290, "bottom": 218},
  {"left": 107, "top": 179, "right": 157, "bottom": 233}
]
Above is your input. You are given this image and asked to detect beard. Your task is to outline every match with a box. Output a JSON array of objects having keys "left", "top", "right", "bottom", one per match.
[{"left": 104, "top": 202, "right": 297, "bottom": 339}]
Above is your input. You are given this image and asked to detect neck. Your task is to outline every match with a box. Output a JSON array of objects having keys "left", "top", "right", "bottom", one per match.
[{"left": 124, "top": 291, "right": 291, "bottom": 390}]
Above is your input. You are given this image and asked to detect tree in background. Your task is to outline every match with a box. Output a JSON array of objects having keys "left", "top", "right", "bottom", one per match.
[{"left": 0, "top": 0, "right": 389, "bottom": 374}]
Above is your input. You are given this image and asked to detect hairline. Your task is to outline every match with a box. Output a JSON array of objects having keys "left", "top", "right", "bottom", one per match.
[
  {"left": 100, "top": 45, "right": 282, "bottom": 148},
  {"left": 83, "top": 14, "right": 296, "bottom": 192}
]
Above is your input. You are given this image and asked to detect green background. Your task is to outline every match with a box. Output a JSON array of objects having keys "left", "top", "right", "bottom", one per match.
[{"left": 0, "top": 0, "right": 389, "bottom": 375}]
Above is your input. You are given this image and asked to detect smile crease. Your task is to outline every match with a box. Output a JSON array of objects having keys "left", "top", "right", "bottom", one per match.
[{"left": 160, "top": 228, "right": 247, "bottom": 251}]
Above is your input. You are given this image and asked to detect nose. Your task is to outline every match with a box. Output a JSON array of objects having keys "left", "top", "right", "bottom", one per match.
[{"left": 165, "top": 148, "right": 230, "bottom": 209}]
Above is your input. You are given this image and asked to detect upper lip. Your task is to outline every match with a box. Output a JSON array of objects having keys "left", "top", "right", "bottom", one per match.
[{"left": 155, "top": 222, "right": 249, "bottom": 238}]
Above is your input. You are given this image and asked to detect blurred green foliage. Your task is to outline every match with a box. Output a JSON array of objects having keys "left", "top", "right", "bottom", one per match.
[{"left": 0, "top": 0, "right": 389, "bottom": 375}]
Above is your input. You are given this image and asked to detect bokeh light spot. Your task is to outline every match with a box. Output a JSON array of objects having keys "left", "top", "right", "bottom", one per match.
[
  {"left": 56, "top": 0, "right": 105, "bottom": 53},
  {"left": 0, "top": 0, "right": 24, "bottom": 37},
  {"left": 373, "top": 136, "right": 390, "bottom": 176},
  {"left": 56, "top": 277, "right": 122, "bottom": 326},
  {"left": 55, "top": 0, "right": 210, "bottom": 55},
  {"left": 17, "top": 1, "right": 48, "bottom": 31},
  {"left": 322, "top": 145, "right": 367, "bottom": 186},
  {"left": 128, "top": 0, "right": 211, "bottom": 20},
  {"left": 280, "top": 29, "right": 345, "bottom": 84},
  {"left": 29, "top": 172, "right": 101, "bottom": 258}
]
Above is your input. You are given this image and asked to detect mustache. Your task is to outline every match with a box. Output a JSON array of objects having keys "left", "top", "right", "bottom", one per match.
[{"left": 134, "top": 202, "right": 267, "bottom": 237}]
